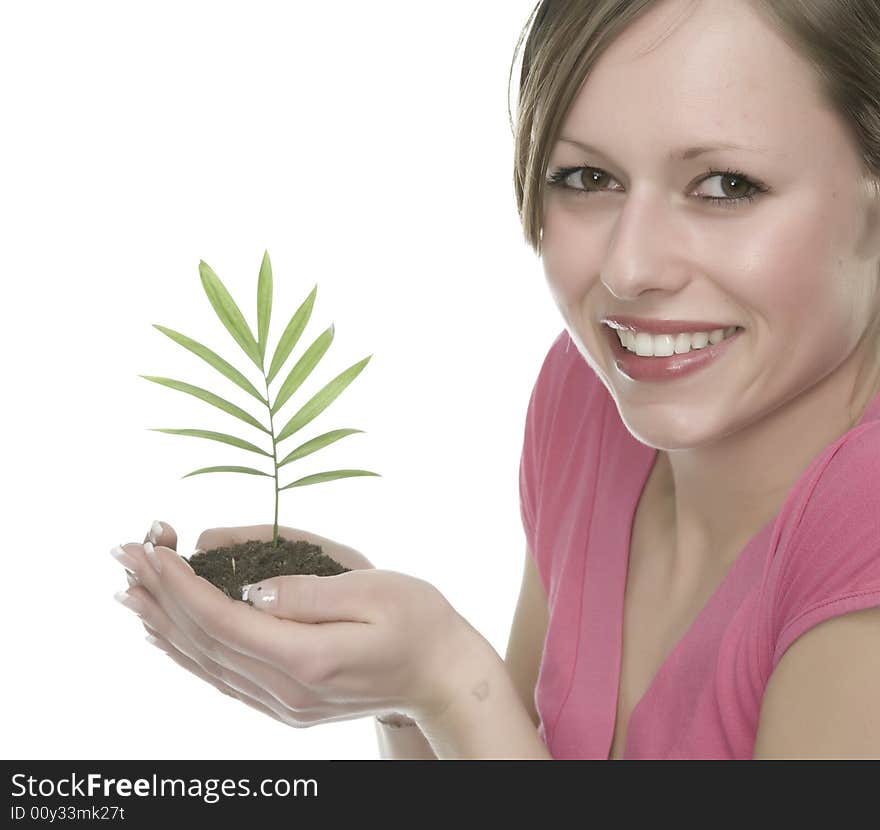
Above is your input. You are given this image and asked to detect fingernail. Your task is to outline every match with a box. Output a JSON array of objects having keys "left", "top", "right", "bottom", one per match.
[
  {"left": 244, "top": 581, "right": 276, "bottom": 609},
  {"left": 110, "top": 545, "right": 137, "bottom": 572},
  {"left": 114, "top": 590, "right": 142, "bottom": 615},
  {"left": 144, "top": 541, "right": 161, "bottom": 574},
  {"left": 148, "top": 520, "right": 163, "bottom": 544}
]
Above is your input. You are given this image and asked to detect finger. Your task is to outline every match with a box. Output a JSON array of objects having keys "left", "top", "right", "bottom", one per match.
[
  {"left": 117, "top": 581, "right": 214, "bottom": 671},
  {"left": 144, "top": 632, "right": 290, "bottom": 725},
  {"left": 143, "top": 520, "right": 178, "bottom": 552},
  {"left": 145, "top": 627, "right": 376, "bottom": 727},
  {"left": 242, "top": 569, "right": 382, "bottom": 623},
  {"left": 118, "top": 579, "right": 310, "bottom": 709},
  {"left": 159, "top": 558, "right": 373, "bottom": 681}
]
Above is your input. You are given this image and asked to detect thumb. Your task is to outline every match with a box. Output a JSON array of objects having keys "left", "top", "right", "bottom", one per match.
[
  {"left": 241, "top": 571, "right": 374, "bottom": 623},
  {"left": 145, "top": 519, "right": 178, "bottom": 551}
]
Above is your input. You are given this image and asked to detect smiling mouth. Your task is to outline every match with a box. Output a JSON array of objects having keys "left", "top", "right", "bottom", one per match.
[{"left": 607, "top": 324, "right": 743, "bottom": 357}]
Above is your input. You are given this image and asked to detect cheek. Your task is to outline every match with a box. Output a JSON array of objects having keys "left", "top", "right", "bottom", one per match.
[
  {"left": 541, "top": 202, "right": 604, "bottom": 303},
  {"left": 727, "top": 198, "right": 858, "bottom": 340}
]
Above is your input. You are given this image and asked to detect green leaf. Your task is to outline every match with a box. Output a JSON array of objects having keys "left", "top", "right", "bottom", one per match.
[
  {"left": 275, "top": 354, "right": 372, "bottom": 444},
  {"left": 199, "top": 260, "right": 263, "bottom": 370},
  {"left": 279, "top": 469, "right": 381, "bottom": 490},
  {"left": 270, "top": 325, "right": 334, "bottom": 416},
  {"left": 182, "top": 465, "right": 272, "bottom": 479},
  {"left": 152, "top": 324, "right": 266, "bottom": 406},
  {"left": 266, "top": 284, "right": 318, "bottom": 386},
  {"left": 277, "top": 428, "right": 364, "bottom": 468},
  {"left": 147, "top": 428, "right": 273, "bottom": 457},
  {"left": 138, "top": 375, "right": 269, "bottom": 434},
  {"left": 256, "top": 250, "right": 273, "bottom": 365}
]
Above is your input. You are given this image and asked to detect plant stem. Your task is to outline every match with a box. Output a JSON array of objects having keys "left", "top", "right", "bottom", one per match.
[{"left": 264, "top": 373, "right": 280, "bottom": 547}]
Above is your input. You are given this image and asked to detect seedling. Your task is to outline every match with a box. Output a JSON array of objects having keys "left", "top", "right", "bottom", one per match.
[{"left": 140, "top": 250, "right": 380, "bottom": 600}]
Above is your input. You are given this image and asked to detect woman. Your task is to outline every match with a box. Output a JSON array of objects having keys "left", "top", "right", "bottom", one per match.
[{"left": 110, "top": 0, "right": 880, "bottom": 759}]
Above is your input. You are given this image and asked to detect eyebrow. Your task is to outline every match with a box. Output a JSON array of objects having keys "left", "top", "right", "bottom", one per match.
[{"left": 558, "top": 136, "right": 772, "bottom": 160}]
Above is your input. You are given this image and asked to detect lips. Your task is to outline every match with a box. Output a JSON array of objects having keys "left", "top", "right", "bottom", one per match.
[{"left": 602, "top": 320, "right": 744, "bottom": 382}]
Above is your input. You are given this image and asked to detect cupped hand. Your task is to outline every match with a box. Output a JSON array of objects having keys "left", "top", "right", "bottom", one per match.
[{"left": 111, "top": 522, "right": 489, "bottom": 728}]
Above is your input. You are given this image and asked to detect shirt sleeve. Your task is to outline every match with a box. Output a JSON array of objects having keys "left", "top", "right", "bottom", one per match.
[{"left": 771, "top": 423, "right": 880, "bottom": 669}]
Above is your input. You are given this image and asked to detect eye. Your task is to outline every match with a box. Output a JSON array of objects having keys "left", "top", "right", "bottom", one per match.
[{"left": 545, "top": 164, "right": 769, "bottom": 209}]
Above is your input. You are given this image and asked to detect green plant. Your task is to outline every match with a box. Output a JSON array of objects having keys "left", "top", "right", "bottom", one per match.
[{"left": 140, "top": 250, "right": 380, "bottom": 547}]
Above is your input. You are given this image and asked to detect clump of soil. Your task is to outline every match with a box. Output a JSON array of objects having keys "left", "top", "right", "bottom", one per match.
[{"left": 186, "top": 536, "right": 351, "bottom": 605}]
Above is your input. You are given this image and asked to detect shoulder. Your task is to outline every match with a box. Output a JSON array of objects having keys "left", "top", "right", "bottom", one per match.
[
  {"left": 769, "top": 420, "right": 880, "bottom": 667},
  {"left": 526, "top": 329, "right": 608, "bottom": 424},
  {"left": 521, "top": 328, "right": 611, "bottom": 481},
  {"left": 519, "top": 329, "right": 611, "bottom": 583},
  {"left": 773, "top": 419, "right": 880, "bottom": 546},
  {"left": 754, "top": 423, "right": 880, "bottom": 758},
  {"left": 754, "top": 603, "right": 880, "bottom": 758},
  {"left": 529, "top": 328, "right": 579, "bottom": 401},
  {"left": 823, "top": 420, "right": 880, "bottom": 486},
  {"left": 785, "top": 420, "right": 880, "bottom": 541}
]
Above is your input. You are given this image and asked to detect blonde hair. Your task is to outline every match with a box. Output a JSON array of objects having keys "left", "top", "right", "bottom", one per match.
[{"left": 508, "top": 0, "right": 880, "bottom": 421}]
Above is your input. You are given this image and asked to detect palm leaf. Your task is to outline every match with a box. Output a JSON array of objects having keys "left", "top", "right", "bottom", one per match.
[
  {"left": 270, "top": 324, "right": 334, "bottom": 416},
  {"left": 182, "top": 465, "right": 272, "bottom": 479},
  {"left": 279, "top": 469, "right": 381, "bottom": 490},
  {"left": 147, "top": 428, "right": 272, "bottom": 457},
  {"left": 266, "top": 284, "right": 318, "bottom": 385},
  {"left": 152, "top": 324, "right": 266, "bottom": 406},
  {"left": 199, "top": 260, "right": 262, "bottom": 370},
  {"left": 256, "top": 250, "right": 272, "bottom": 365},
  {"left": 276, "top": 355, "right": 372, "bottom": 443},
  {"left": 138, "top": 375, "right": 269, "bottom": 434},
  {"left": 277, "top": 428, "right": 364, "bottom": 468}
]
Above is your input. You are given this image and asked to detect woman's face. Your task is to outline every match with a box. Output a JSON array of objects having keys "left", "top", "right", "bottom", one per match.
[{"left": 541, "top": 0, "right": 880, "bottom": 450}]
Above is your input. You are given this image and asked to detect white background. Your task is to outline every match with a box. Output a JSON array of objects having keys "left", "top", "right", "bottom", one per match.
[{"left": 1, "top": 0, "right": 562, "bottom": 759}]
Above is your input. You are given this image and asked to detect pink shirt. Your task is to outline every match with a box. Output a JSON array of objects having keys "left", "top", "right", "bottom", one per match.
[{"left": 519, "top": 329, "right": 880, "bottom": 759}]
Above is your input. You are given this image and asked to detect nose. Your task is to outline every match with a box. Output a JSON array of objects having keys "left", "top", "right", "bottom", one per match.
[{"left": 599, "top": 191, "right": 692, "bottom": 301}]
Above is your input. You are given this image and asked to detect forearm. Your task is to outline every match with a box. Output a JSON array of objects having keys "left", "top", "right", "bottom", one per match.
[
  {"left": 415, "top": 642, "right": 553, "bottom": 760},
  {"left": 374, "top": 714, "right": 439, "bottom": 760}
]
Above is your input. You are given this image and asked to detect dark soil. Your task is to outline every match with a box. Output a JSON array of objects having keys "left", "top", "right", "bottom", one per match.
[{"left": 185, "top": 536, "right": 351, "bottom": 605}]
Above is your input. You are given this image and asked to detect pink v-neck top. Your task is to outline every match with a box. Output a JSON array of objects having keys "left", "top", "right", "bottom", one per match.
[{"left": 519, "top": 329, "right": 880, "bottom": 760}]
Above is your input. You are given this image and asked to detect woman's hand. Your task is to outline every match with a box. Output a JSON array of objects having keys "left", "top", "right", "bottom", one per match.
[{"left": 111, "top": 522, "right": 493, "bottom": 728}]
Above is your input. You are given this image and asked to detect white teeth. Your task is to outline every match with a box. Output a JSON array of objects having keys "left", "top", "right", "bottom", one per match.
[{"left": 615, "top": 326, "right": 738, "bottom": 356}]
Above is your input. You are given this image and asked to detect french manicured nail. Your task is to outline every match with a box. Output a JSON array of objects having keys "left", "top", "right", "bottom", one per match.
[
  {"left": 110, "top": 545, "right": 137, "bottom": 572},
  {"left": 243, "top": 582, "right": 276, "bottom": 609},
  {"left": 144, "top": 541, "right": 161, "bottom": 574},
  {"left": 148, "top": 520, "right": 163, "bottom": 544},
  {"left": 114, "top": 590, "right": 142, "bottom": 615}
]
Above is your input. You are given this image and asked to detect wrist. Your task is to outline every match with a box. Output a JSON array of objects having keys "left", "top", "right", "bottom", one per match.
[
  {"left": 414, "top": 616, "right": 499, "bottom": 724},
  {"left": 415, "top": 646, "right": 551, "bottom": 760}
]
